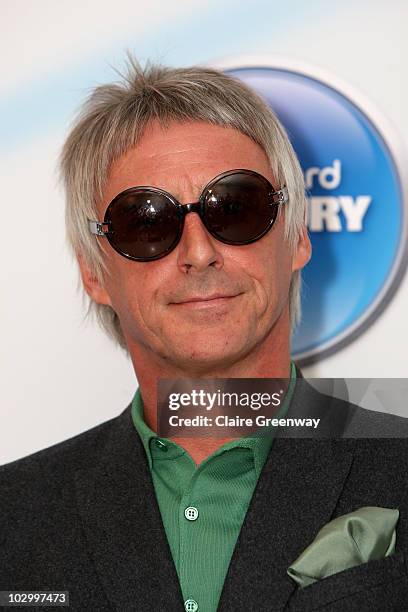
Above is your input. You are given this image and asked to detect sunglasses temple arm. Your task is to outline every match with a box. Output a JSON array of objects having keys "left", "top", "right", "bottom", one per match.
[
  {"left": 88, "top": 220, "right": 111, "bottom": 236},
  {"left": 271, "top": 186, "right": 289, "bottom": 204}
]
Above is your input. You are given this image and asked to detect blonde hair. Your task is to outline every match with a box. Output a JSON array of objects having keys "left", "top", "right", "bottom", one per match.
[{"left": 60, "top": 57, "right": 307, "bottom": 350}]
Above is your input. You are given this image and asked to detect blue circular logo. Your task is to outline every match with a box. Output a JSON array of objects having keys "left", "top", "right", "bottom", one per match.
[{"left": 221, "top": 61, "right": 407, "bottom": 364}]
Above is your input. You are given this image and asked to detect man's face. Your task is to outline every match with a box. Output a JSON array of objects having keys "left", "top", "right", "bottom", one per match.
[{"left": 80, "top": 120, "right": 310, "bottom": 372}]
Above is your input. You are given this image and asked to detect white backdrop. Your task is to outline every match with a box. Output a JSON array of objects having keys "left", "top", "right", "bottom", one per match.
[{"left": 1, "top": 0, "right": 407, "bottom": 465}]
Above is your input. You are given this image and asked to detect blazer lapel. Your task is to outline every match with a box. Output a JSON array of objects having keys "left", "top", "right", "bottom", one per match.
[
  {"left": 74, "top": 407, "right": 184, "bottom": 611},
  {"left": 218, "top": 379, "right": 357, "bottom": 611}
]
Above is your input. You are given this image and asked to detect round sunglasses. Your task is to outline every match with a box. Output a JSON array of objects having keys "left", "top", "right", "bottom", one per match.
[{"left": 88, "top": 169, "right": 288, "bottom": 261}]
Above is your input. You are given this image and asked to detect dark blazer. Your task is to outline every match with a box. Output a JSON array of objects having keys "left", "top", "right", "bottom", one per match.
[{"left": 2, "top": 378, "right": 408, "bottom": 612}]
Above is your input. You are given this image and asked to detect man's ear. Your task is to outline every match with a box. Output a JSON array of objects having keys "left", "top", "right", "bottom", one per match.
[
  {"left": 77, "top": 253, "right": 112, "bottom": 306},
  {"left": 292, "top": 225, "right": 312, "bottom": 272}
]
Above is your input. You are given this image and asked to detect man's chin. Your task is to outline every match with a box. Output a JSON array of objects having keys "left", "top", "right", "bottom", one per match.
[{"left": 161, "top": 340, "right": 250, "bottom": 376}]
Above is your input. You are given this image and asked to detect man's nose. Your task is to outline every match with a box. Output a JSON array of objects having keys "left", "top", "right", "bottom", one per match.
[{"left": 176, "top": 211, "right": 224, "bottom": 273}]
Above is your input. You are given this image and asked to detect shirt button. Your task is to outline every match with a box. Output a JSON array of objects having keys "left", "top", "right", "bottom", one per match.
[
  {"left": 184, "top": 506, "right": 199, "bottom": 521},
  {"left": 154, "top": 439, "right": 168, "bottom": 452},
  {"left": 184, "top": 599, "right": 199, "bottom": 612}
]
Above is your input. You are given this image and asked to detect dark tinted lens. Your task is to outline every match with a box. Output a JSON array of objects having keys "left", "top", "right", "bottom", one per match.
[
  {"left": 105, "top": 190, "right": 181, "bottom": 260},
  {"left": 202, "top": 172, "right": 278, "bottom": 244}
]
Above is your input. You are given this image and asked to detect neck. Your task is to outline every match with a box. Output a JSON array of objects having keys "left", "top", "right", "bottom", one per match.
[{"left": 127, "top": 313, "right": 291, "bottom": 465}]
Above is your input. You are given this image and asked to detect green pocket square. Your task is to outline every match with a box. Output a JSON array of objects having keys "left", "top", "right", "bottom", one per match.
[{"left": 287, "top": 506, "right": 399, "bottom": 588}]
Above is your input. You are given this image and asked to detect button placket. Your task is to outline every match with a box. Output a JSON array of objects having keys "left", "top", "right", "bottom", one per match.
[{"left": 178, "top": 467, "right": 202, "bottom": 597}]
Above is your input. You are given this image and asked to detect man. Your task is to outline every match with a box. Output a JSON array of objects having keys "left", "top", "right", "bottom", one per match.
[{"left": 1, "top": 59, "right": 408, "bottom": 612}]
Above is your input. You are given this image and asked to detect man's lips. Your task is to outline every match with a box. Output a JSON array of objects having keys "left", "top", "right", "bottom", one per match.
[{"left": 169, "top": 293, "right": 243, "bottom": 307}]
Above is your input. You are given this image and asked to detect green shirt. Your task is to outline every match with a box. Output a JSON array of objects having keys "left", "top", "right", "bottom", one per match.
[{"left": 131, "top": 363, "right": 296, "bottom": 612}]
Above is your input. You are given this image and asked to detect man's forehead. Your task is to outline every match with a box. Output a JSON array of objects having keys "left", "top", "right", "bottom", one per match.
[
  {"left": 120, "top": 119, "right": 252, "bottom": 156},
  {"left": 108, "top": 120, "right": 268, "bottom": 177},
  {"left": 101, "top": 120, "right": 273, "bottom": 207}
]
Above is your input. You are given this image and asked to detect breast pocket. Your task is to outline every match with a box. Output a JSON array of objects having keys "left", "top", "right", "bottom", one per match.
[{"left": 286, "top": 551, "right": 408, "bottom": 611}]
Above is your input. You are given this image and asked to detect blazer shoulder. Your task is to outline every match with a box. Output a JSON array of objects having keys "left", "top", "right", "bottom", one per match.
[
  {"left": 343, "top": 402, "right": 408, "bottom": 438},
  {"left": 289, "top": 376, "right": 408, "bottom": 438},
  {"left": 294, "top": 369, "right": 408, "bottom": 438},
  {"left": 0, "top": 404, "right": 132, "bottom": 493}
]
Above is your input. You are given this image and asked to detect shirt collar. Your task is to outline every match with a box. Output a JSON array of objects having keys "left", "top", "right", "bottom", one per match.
[{"left": 131, "top": 361, "right": 297, "bottom": 476}]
